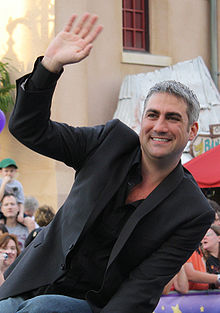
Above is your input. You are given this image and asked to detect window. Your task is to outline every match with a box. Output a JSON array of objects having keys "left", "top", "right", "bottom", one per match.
[{"left": 122, "top": 0, "right": 149, "bottom": 52}]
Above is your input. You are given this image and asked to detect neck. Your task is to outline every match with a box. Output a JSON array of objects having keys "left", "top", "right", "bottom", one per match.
[
  {"left": 209, "top": 246, "right": 219, "bottom": 258},
  {"left": 141, "top": 152, "right": 180, "bottom": 186},
  {"left": 6, "top": 217, "right": 17, "bottom": 228},
  {"left": 126, "top": 151, "right": 180, "bottom": 204}
]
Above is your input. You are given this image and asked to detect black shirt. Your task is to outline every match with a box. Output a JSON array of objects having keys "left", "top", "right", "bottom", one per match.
[{"left": 206, "top": 254, "right": 220, "bottom": 289}]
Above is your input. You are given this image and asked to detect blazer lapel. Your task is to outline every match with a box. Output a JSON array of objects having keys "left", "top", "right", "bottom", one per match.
[
  {"left": 107, "top": 162, "right": 184, "bottom": 267},
  {"left": 74, "top": 147, "right": 140, "bottom": 245}
]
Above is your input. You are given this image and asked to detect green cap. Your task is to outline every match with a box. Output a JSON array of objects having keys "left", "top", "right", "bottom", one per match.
[{"left": 0, "top": 158, "right": 18, "bottom": 169}]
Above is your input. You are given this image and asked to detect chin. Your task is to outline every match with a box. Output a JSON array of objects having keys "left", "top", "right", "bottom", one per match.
[{"left": 150, "top": 152, "right": 171, "bottom": 160}]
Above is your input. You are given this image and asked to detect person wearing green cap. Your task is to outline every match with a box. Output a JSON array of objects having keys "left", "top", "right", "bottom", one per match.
[{"left": 0, "top": 158, "right": 25, "bottom": 223}]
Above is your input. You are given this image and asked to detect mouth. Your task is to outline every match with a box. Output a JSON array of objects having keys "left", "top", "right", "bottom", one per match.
[{"left": 151, "top": 137, "right": 171, "bottom": 143}]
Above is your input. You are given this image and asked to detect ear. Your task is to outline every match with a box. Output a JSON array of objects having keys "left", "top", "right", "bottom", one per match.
[{"left": 189, "top": 122, "right": 198, "bottom": 141}]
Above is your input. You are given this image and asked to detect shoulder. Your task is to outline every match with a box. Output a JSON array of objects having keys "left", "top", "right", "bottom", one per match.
[
  {"left": 99, "top": 119, "right": 139, "bottom": 144},
  {"left": 183, "top": 166, "right": 212, "bottom": 208},
  {"left": 75, "top": 119, "right": 138, "bottom": 145},
  {"left": 95, "top": 119, "right": 138, "bottom": 139},
  {"left": 172, "top": 165, "right": 215, "bottom": 220},
  {"left": 81, "top": 119, "right": 139, "bottom": 155}
]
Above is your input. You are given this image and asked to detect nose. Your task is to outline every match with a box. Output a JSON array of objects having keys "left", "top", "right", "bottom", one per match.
[{"left": 153, "top": 116, "right": 169, "bottom": 133}]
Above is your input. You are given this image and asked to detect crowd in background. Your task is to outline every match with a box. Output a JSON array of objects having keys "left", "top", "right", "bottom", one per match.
[{"left": 0, "top": 157, "right": 55, "bottom": 286}]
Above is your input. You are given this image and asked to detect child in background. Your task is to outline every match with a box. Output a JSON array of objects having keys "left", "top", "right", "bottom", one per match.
[{"left": 0, "top": 158, "right": 25, "bottom": 223}]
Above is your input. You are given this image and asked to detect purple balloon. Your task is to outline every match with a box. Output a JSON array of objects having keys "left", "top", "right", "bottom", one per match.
[{"left": 0, "top": 110, "right": 6, "bottom": 133}]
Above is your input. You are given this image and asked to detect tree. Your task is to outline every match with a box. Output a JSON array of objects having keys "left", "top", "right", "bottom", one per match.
[{"left": 0, "top": 61, "right": 15, "bottom": 113}]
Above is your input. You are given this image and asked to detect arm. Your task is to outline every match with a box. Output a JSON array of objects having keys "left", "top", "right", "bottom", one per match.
[
  {"left": 16, "top": 183, "right": 25, "bottom": 223},
  {"left": 163, "top": 265, "right": 189, "bottom": 295},
  {"left": 17, "top": 203, "right": 24, "bottom": 224},
  {"left": 0, "top": 252, "right": 7, "bottom": 287},
  {"left": 0, "top": 272, "right": 4, "bottom": 287},
  {"left": 0, "top": 176, "right": 11, "bottom": 201},
  {"left": 163, "top": 277, "right": 175, "bottom": 295},
  {"left": 9, "top": 13, "right": 103, "bottom": 170},
  {"left": 22, "top": 216, "right": 36, "bottom": 233},
  {"left": 185, "top": 262, "right": 219, "bottom": 286},
  {"left": 173, "top": 265, "right": 189, "bottom": 294}
]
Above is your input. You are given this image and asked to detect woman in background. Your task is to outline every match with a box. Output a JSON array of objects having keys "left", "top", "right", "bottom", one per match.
[
  {"left": 0, "top": 233, "right": 20, "bottom": 286},
  {"left": 201, "top": 224, "right": 220, "bottom": 288}
]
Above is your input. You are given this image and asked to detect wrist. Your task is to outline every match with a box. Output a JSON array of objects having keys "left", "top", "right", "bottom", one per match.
[{"left": 42, "top": 56, "right": 63, "bottom": 73}]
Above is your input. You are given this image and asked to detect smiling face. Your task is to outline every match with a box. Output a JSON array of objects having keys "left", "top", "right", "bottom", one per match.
[
  {"left": 201, "top": 228, "right": 220, "bottom": 254},
  {"left": 1, "top": 195, "right": 19, "bottom": 219},
  {"left": 139, "top": 93, "right": 198, "bottom": 166}
]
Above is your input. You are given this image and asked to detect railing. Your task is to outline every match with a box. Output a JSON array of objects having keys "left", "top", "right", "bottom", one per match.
[{"left": 154, "top": 290, "right": 220, "bottom": 313}]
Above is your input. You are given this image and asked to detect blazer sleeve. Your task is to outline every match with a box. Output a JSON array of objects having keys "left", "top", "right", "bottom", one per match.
[
  {"left": 101, "top": 209, "right": 214, "bottom": 313},
  {"left": 8, "top": 64, "right": 119, "bottom": 171}
]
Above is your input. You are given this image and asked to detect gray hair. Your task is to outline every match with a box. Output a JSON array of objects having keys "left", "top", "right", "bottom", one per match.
[
  {"left": 24, "top": 196, "right": 39, "bottom": 215},
  {"left": 144, "top": 80, "right": 200, "bottom": 126}
]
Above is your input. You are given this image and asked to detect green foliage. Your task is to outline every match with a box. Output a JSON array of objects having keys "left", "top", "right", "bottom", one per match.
[{"left": 0, "top": 61, "right": 15, "bottom": 113}]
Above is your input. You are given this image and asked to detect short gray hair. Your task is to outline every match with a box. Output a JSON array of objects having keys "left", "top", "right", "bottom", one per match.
[
  {"left": 144, "top": 80, "right": 200, "bottom": 126},
  {"left": 24, "top": 196, "right": 39, "bottom": 215}
]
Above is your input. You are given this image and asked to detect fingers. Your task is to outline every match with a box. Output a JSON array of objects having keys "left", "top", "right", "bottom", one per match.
[
  {"left": 74, "top": 12, "right": 91, "bottom": 35},
  {"left": 77, "top": 14, "right": 103, "bottom": 43},
  {"left": 64, "top": 12, "right": 103, "bottom": 43},
  {"left": 78, "top": 15, "right": 99, "bottom": 39},
  {"left": 64, "top": 14, "right": 78, "bottom": 32},
  {"left": 73, "top": 44, "right": 93, "bottom": 64},
  {"left": 84, "top": 24, "right": 103, "bottom": 44}
]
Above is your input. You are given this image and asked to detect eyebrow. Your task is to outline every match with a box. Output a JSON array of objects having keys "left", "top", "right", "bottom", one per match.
[
  {"left": 145, "top": 109, "right": 183, "bottom": 119},
  {"left": 166, "top": 112, "right": 183, "bottom": 119}
]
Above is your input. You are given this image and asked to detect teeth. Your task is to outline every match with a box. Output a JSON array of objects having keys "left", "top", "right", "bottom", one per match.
[{"left": 152, "top": 138, "right": 169, "bottom": 142}]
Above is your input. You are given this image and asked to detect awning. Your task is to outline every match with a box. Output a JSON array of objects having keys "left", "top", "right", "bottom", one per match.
[{"left": 184, "top": 145, "right": 220, "bottom": 188}]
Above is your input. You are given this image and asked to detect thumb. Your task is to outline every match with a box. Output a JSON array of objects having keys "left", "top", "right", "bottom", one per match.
[{"left": 76, "top": 44, "right": 93, "bottom": 62}]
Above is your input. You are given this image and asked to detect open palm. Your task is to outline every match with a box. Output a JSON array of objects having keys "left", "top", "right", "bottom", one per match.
[{"left": 43, "top": 13, "right": 103, "bottom": 72}]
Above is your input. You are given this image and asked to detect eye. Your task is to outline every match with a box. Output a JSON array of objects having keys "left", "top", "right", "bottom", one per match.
[
  {"left": 146, "top": 112, "right": 158, "bottom": 119},
  {"left": 167, "top": 115, "right": 181, "bottom": 122}
]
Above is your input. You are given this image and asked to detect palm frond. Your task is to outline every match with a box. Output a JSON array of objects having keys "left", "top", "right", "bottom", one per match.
[{"left": 0, "top": 61, "right": 15, "bottom": 113}]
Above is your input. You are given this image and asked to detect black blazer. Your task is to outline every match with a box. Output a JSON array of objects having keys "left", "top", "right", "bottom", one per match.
[{"left": 0, "top": 67, "right": 214, "bottom": 313}]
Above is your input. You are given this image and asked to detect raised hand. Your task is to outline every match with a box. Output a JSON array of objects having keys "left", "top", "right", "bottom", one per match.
[
  {"left": 42, "top": 13, "right": 103, "bottom": 73},
  {"left": 22, "top": 216, "right": 36, "bottom": 233},
  {"left": 0, "top": 250, "right": 7, "bottom": 273}
]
